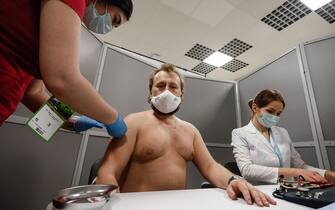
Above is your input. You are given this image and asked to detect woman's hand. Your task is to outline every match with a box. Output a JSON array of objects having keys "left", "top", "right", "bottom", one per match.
[
  {"left": 296, "top": 169, "right": 328, "bottom": 183},
  {"left": 325, "top": 170, "right": 335, "bottom": 183}
]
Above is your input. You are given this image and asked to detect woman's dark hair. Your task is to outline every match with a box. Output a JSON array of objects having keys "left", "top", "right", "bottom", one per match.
[
  {"left": 104, "top": 0, "right": 133, "bottom": 20},
  {"left": 248, "top": 89, "right": 285, "bottom": 110}
]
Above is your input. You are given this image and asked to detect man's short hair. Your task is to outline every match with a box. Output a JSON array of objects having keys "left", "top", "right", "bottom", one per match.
[{"left": 148, "top": 63, "right": 185, "bottom": 93}]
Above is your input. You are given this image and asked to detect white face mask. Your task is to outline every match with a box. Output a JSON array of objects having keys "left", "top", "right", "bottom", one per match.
[
  {"left": 150, "top": 90, "right": 181, "bottom": 114},
  {"left": 257, "top": 111, "right": 280, "bottom": 128}
]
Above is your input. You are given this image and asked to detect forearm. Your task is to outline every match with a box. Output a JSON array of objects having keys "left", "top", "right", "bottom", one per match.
[
  {"left": 206, "top": 162, "right": 234, "bottom": 189},
  {"left": 96, "top": 172, "right": 119, "bottom": 186},
  {"left": 21, "top": 80, "right": 50, "bottom": 113},
  {"left": 278, "top": 167, "right": 300, "bottom": 177},
  {"left": 45, "top": 73, "right": 118, "bottom": 125}
]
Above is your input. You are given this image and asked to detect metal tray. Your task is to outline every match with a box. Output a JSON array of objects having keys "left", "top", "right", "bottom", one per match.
[{"left": 52, "top": 184, "right": 118, "bottom": 209}]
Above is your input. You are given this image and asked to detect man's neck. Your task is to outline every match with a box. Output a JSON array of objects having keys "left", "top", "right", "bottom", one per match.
[{"left": 151, "top": 110, "right": 176, "bottom": 123}]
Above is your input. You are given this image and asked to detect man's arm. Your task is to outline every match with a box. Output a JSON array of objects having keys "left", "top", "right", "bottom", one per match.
[
  {"left": 96, "top": 114, "right": 138, "bottom": 186},
  {"left": 192, "top": 126, "right": 276, "bottom": 207},
  {"left": 192, "top": 126, "right": 233, "bottom": 188}
]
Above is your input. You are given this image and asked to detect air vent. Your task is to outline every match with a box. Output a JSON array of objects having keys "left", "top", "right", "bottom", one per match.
[
  {"left": 261, "top": 0, "right": 312, "bottom": 31},
  {"left": 191, "top": 62, "right": 216, "bottom": 74},
  {"left": 222, "top": 59, "right": 248, "bottom": 72},
  {"left": 185, "top": 44, "right": 215, "bottom": 61},
  {"left": 315, "top": 1, "right": 335, "bottom": 24},
  {"left": 219, "top": 38, "right": 252, "bottom": 58}
]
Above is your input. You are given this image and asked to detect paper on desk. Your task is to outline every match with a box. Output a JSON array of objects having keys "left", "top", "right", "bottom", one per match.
[{"left": 318, "top": 203, "right": 335, "bottom": 210}]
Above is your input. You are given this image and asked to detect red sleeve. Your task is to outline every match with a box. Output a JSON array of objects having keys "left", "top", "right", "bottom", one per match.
[{"left": 61, "top": 0, "right": 86, "bottom": 20}]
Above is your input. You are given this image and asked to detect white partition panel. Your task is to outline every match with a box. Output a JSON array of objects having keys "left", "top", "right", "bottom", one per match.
[
  {"left": 0, "top": 122, "right": 82, "bottom": 210},
  {"left": 177, "top": 78, "right": 236, "bottom": 143},
  {"left": 301, "top": 35, "right": 335, "bottom": 169},
  {"left": 326, "top": 147, "right": 335, "bottom": 171},
  {"left": 303, "top": 37, "right": 335, "bottom": 141}
]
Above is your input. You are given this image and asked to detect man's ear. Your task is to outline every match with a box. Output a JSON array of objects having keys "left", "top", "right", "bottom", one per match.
[{"left": 147, "top": 91, "right": 152, "bottom": 103}]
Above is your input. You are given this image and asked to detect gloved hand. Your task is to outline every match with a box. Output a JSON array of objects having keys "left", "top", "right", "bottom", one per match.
[
  {"left": 74, "top": 115, "right": 104, "bottom": 132},
  {"left": 105, "top": 112, "right": 127, "bottom": 139}
]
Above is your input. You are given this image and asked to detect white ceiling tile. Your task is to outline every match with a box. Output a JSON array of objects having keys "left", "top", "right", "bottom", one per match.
[
  {"left": 160, "top": 0, "right": 202, "bottom": 16},
  {"left": 190, "top": 0, "right": 235, "bottom": 27}
]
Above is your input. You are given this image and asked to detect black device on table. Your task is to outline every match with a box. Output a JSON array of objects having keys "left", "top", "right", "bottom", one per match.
[{"left": 273, "top": 175, "right": 335, "bottom": 209}]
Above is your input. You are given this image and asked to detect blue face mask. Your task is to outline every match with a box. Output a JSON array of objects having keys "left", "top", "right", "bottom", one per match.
[
  {"left": 83, "top": 2, "right": 113, "bottom": 34},
  {"left": 257, "top": 112, "right": 280, "bottom": 128}
]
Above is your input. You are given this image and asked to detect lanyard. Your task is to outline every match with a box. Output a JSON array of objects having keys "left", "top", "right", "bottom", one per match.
[{"left": 269, "top": 129, "right": 283, "bottom": 167}]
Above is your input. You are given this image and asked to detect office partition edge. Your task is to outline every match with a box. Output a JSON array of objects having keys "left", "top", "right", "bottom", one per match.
[
  {"left": 303, "top": 34, "right": 335, "bottom": 45},
  {"left": 297, "top": 44, "right": 330, "bottom": 169},
  {"left": 234, "top": 81, "right": 242, "bottom": 128},
  {"left": 324, "top": 141, "right": 335, "bottom": 146},
  {"left": 71, "top": 44, "right": 108, "bottom": 186},
  {"left": 71, "top": 132, "right": 90, "bottom": 186}
]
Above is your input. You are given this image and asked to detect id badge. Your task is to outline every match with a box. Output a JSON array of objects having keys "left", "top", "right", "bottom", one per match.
[{"left": 27, "top": 96, "right": 73, "bottom": 142}]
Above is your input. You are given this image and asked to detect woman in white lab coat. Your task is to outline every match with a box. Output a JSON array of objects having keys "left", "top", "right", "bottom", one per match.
[{"left": 231, "top": 89, "right": 335, "bottom": 184}]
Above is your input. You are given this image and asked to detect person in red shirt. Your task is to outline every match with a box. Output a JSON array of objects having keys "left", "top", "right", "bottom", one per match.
[{"left": 0, "top": 0, "right": 133, "bottom": 138}]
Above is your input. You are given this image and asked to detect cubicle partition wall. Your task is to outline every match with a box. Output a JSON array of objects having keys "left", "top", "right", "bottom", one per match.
[{"left": 300, "top": 36, "right": 335, "bottom": 170}]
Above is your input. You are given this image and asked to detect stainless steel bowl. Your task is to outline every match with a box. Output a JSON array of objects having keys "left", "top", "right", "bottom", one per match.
[{"left": 52, "top": 184, "right": 118, "bottom": 209}]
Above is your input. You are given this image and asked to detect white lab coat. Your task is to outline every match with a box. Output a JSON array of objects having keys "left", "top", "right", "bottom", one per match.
[{"left": 231, "top": 121, "right": 325, "bottom": 184}]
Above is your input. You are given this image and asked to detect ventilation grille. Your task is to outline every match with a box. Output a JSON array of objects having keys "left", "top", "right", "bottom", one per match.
[
  {"left": 191, "top": 62, "right": 216, "bottom": 74},
  {"left": 185, "top": 44, "right": 215, "bottom": 61},
  {"left": 315, "top": 1, "right": 335, "bottom": 24},
  {"left": 219, "top": 38, "right": 252, "bottom": 58},
  {"left": 222, "top": 59, "right": 249, "bottom": 72},
  {"left": 261, "top": 0, "right": 312, "bottom": 31}
]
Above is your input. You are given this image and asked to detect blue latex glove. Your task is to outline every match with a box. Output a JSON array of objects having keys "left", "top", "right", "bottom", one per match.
[
  {"left": 74, "top": 115, "right": 104, "bottom": 132},
  {"left": 105, "top": 112, "right": 127, "bottom": 139}
]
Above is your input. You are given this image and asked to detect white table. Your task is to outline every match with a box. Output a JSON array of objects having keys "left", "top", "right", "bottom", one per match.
[{"left": 47, "top": 185, "right": 313, "bottom": 210}]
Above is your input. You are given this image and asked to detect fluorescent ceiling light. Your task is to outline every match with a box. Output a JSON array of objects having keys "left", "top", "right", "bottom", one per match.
[
  {"left": 299, "top": 0, "right": 332, "bottom": 10},
  {"left": 203, "top": 52, "right": 233, "bottom": 67}
]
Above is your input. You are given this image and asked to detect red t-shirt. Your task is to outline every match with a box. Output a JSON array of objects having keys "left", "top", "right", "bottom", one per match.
[{"left": 0, "top": 0, "right": 86, "bottom": 125}]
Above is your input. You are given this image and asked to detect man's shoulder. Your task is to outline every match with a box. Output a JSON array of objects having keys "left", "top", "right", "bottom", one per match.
[
  {"left": 124, "top": 110, "right": 152, "bottom": 125},
  {"left": 176, "top": 117, "right": 197, "bottom": 131}
]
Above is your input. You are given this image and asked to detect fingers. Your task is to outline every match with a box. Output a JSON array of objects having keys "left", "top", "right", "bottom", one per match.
[
  {"left": 229, "top": 180, "right": 276, "bottom": 207},
  {"left": 226, "top": 184, "right": 237, "bottom": 200},
  {"left": 305, "top": 171, "right": 328, "bottom": 183},
  {"left": 265, "top": 193, "right": 277, "bottom": 205},
  {"left": 95, "top": 122, "right": 104, "bottom": 128},
  {"left": 232, "top": 181, "right": 252, "bottom": 205},
  {"left": 313, "top": 172, "right": 328, "bottom": 183},
  {"left": 248, "top": 187, "right": 264, "bottom": 207},
  {"left": 247, "top": 184, "right": 277, "bottom": 207}
]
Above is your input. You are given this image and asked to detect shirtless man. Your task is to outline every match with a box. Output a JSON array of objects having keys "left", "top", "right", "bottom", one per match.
[{"left": 96, "top": 64, "right": 276, "bottom": 207}]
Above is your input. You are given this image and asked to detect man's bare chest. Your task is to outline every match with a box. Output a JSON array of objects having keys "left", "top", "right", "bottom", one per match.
[{"left": 132, "top": 124, "right": 194, "bottom": 162}]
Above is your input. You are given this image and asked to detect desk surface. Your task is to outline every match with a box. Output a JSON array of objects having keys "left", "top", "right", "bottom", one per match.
[{"left": 48, "top": 185, "right": 312, "bottom": 210}]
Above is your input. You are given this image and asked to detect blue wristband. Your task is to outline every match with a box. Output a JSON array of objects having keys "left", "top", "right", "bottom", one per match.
[{"left": 105, "top": 112, "right": 127, "bottom": 139}]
